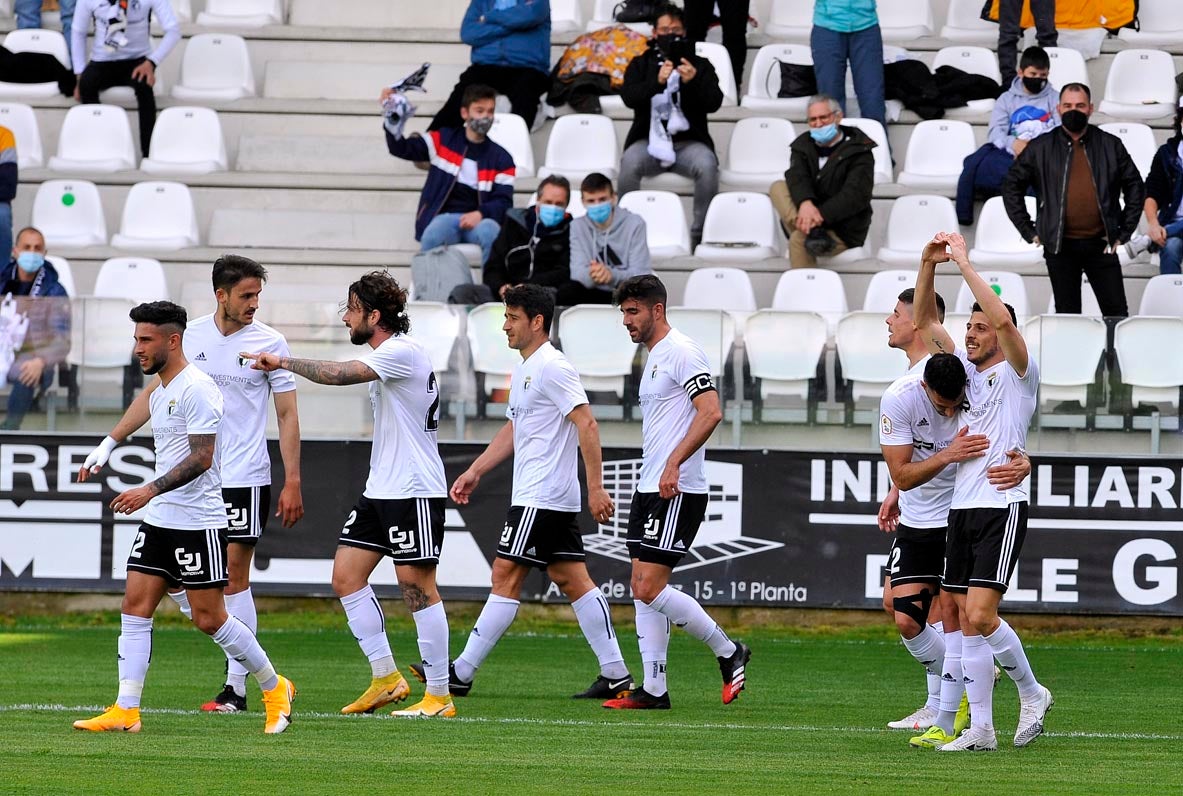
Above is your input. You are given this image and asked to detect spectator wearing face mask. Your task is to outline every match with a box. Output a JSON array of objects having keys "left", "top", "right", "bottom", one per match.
[{"left": 560, "top": 173, "right": 651, "bottom": 306}]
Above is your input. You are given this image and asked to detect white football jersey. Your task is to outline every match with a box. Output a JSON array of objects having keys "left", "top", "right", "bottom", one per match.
[
  {"left": 506, "top": 342, "right": 589, "bottom": 512},
  {"left": 879, "top": 374, "right": 959, "bottom": 528},
  {"left": 906, "top": 354, "right": 930, "bottom": 376},
  {"left": 144, "top": 365, "right": 227, "bottom": 530},
  {"left": 951, "top": 348, "right": 1039, "bottom": 509},
  {"left": 357, "top": 335, "right": 447, "bottom": 499},
  {"left": 637, "top": 328, "right": 715, "bottom": 494},
  {"left": 182, "top": 314, "right": 296, "bottom": 488}
]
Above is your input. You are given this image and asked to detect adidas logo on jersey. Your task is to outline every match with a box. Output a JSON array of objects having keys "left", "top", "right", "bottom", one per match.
[
  {"left": 195, "top": 352, "right": 207, "bottom": 361},
  {"left": 525, "top": 547, "right": 536, "bottom": 556},
  {"left": 917, "top": 418, "right": 929, "bottom": 427},
  {"left": 673, "top": 541, "right": 686, "bottom": 550}
]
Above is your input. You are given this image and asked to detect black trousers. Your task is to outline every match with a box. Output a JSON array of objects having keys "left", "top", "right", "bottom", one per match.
[
  {"left": 78, "top": 57, "right": 155, "bottom": 156},
  {"left": 428, "top": 64, "right": 550, "bottom": 131},
  {"left": 1045, "top": 236, "right": 1128, "bottom": 318},
  {"left": 685, "top": 0, "right": 751, "bottom": 89},
  {"left": 997, "top": 0, "right": 1057, "bottom": 78}
]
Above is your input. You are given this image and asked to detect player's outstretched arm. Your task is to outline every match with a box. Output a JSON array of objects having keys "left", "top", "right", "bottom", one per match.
[
  {"left": 109, "top": 433, "right": 216, "bottom": 515},
  {"left": 449, "top": 421, "right": 515, "bottom": 505},
  {"left": 913, "top": 237, "right": 957, "bottom": 355},
  {"left": 568, "top": 404, "right": 615, "bottom": 523},
  {"left": 240, "top": 351, "right": 378, "bottom": 385},
  {"left": 882, "top": 426, "right": 987, "bottom": 493},
  {"left": 273, "top": 390, "right": 304, "bottom": 528},
  {"left": 658, "top": 389, "right": 722, "bottom": 499},
  {"left": 77, "top": 376, "right": 160, "bottom": 482},
  {"left": 944, "top": 232, "right": 1030, "bottom": 376}
]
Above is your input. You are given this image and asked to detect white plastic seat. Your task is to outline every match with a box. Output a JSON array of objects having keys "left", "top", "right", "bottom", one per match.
[
  {"left": 745, "top": 309, "right": 828, "bottom": 402},
  {"left": 1117, "top": 0, "right": 1183, "bottom": 45},
  {"left": 45, "top": 255, "right": 75, "bottom": 297},
  {"left": 1098, "top": 122, "right": 1156, "bottom": 179},
  {"left": 771, "top": 268, "right": 848, "bottom": 337},
  {"left": 940, "top": 0, "right": 998, "bottom": 44},
  {"left": 954, "top": 271, "right": 1029, "bottom": 318},
  {"left": 550, "top": 0, "right": 584, "bottom": 33},
  {"left": 877, "top": 195, "right": 959, "bottom": 266},
  {"left": 1045, "top": 47, "right": 1089, "bottom": 91},
  {"left": 719, "top": 117, "right": 795, "bottom": 190},
  {"left": 1023, "top": 314, "right": 1107, "bottom": 406},
  {"left": 1099, "top": 50, "right": 1177, "bottom": 121},
  {"left": 0, "top": 102, "right": 43, "bottom": 168},
  {"left": 665, "top": 307, "right": 735, "bottom": 382},
  {"left": 933, "top": 46, "right": 1000, "bottom": 119},
  {"left": 141, "top": 107, "right": 229, "bottom": 175},
  {"left": 862, "top": 270, "right": 916, "bottom": 313},
  {"left": 538, "top": 114, "right": 618, "bottom": 182},
  {"left": 897, "top": 120, "right": 976, "bottom": 189},
  {"left": 1047, "top": 276, "right": 1104, "bottom": 317},
  {"left": 695, "top": 41, "right": 737, "bottom": 107},
  {"left": 197, "top": 0, "right": 283, "bottom": 26},
  {"left": 618, "top": 190, "right": 691, "bottom": 257},
  {"left": 467, "top": 302, "right": 520, "bottom": 408},
  {"left": 765, "top": 0, "right": 815, "bottom": 39},
  {"left": 682, "top": 267, "right": 757, "bottom": 329},
  {"left": 586, "top": 0, "right": 651, "bottom": 34},
  {"left": 557, "top": 304, "right": 639, "bottom": 397},
  {"left": 740, "top": 43, "right": 814, "bottom": 116},
  {"left": 487, "top": 113, "right": 534, "bottom": 179},
  {"left": 1138, "top": 274, "right": 1183, "bottom": 316},
  {"left": 406, "top": 301, "right": 461, "bottom": 376},
  {"left": 69, "top": 296, "right": 137, "bottom": 369},
  {"left": 47, "top": 104, "right": 138, "bottom": 173},
  {"left": 836, "top": 310, "right": 910, "bottom": 402},
  {"left": 172, "top": 34, "right": 257, "bottom": 101},
  {"left": 95, "top": 257, "right": 169, "bottom": 302},
  {"left": 968, "top": 195, "right": 1043, "bottom": 267},
  {"left": 111, "top": 182, "right": 200, "bottom": 251},
  {"left": 1, "top": 30, "right": 70, "bottom": 97},
  {"left": 1114, "top": 316, "right": 1183, "bottom": 410},
  {"left": 694, "top": 192, "right": 782, "bottom": 261},
  {"left": 31, "top": 180, "right": 107, "bottom": 247},
  {"left": 942, "top": 311, "right": 972, "bottom": 344},
  {"left": 843, "top": 117, "right": 893, "bottom": 184},
  {"left": 877, "top": 0, "right": 934, "bottom": 41}
]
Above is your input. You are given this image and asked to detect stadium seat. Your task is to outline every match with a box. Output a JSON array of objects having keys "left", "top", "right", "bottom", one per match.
[
  {"left": 771, "top": 268, "right": 848, "bottom": 337},
  {"left": 172, "top": 34, "right": 257, "bottom": 101},
  {"left": 617, "top": 190, "right": 691, "bottom": 257},
  {"left": 1024, "top": 314, "right": 1107, "bottom": 409},
  {"left": 933, "top": 46, "right": 1000, "bottom": 119},
  {"left": 942, "top": 311, "right": 971, "bottom": 344},
  {"left": 897, "top": 120, "right": 975, "bottom": 189},
  {"left": 940, "top": 0, "right": 997, "bottom": 44},
  {"left": 696, "top": 42, "right": 738, "bottom": 107},
  {"left": 550, "top": 0, "right": 583, "bottom": 33},
  {"left": 740, "top": 44, "right": 814, "bottom": 116},
  {"left": 842, "top": 117, "right": 892, "bottom": 184},
  {"left": 31, "top": 180, "right": 107, "bottom": 247},
  {"left": 169, "top": 0, "right": 193, "bottom": 23},
  {"left": 835, "top": 310, "right": 910, "bottom": 414},
  {"left": 718, "top": 117, "right": 795, "bottom": 190},
  {"left": 1045, "top": 47, "right": 1089, "bottom": 91},
  {"left": 968, "top": 196, "right": 1043, "bottom": 268},
  {"left": 1047, "top": 276, "right": 1104, "bottom": 317},
  {"left": 1099, "top": 50, "right": 1176, "bottom": 121},
  {"left": 1098, "top": 122, "right": 1156, "bottom": 180},
  {"left": 556, "top": 304, "right": 639, "bottom": 403},
  {"left": 1, "top": 29, "right": 69, "bottom": 97},
  {"left": 67, "top": 296, "right": 137, "bottom": 385},
  {"left": 765, "top": 0, "right": 815, "bottom": 39},
  {"left": 406, "top": 301, "right": 461, "bottom": 377},
  {"left": 954, "top": 271, "right": 1029, "bottom": 318},
  {"left": 111, "top": 182, "right": 200, "bottom": 251},
  {"left": 467, "top": 302, "right": 520, "bottom": 416},
  {"left": 862, "top": 270, "right": 916, "bottom": 312},
  {"left": 664, "top": 307, "right": 735, "bottom": 385},
  {"left": 45, "top": 255, "right": 75, "bottom": 297},
  {"left": 682, "top": 267, "right": 758, "bottom": 330},
  {"left": 745, "top": 310, "right": 829, "bottom": 420},
  {"left": 1117, "top": 0, "right": 1183, "bottom": 45},
  {"left": 95, "top": 256, "right": 169, "bottom": 302},
  {"left": 141, "top": 107, "right": 229, "bottom": 175},
  {"left": 538, "top": 114, "right": 618, "bottom": 182},
  {"left": 1113, "top": 316, "right": 1183, "bottom": 412},
  {"left": 0, "top": 102, "right": 43, "bottom": 168},
  {"left": 586, "top": 0, "right": 651, "bottom": 34},
  {"left": 1138, "top": 274, "right": 1183, "bottom": 316},
  {"left": 47, "top": 105, "right": 138, "bottom": 173},
  {"left": 197, "top": 0, "right": 283, "bottom": 26},
  {"left": 877, "top": 195, "right": 959, "bottom": 267},
  {"left": 877, "top": 0, "right": 934, "bottom": 41},
  {"left": 487, "top": 113, "right": 535, "bottom": 179},
  {"left": 695, "top": 192, "right": 782, "bottom": 261}
]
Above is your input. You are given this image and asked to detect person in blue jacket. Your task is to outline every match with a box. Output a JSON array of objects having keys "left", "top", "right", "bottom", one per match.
[{"left": 1126, "top": 104, "right": 1183, "bottom": 275}]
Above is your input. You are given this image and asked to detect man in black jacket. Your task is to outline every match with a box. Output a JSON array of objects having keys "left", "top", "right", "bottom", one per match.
[
  {"left": 617, "top": 3, "right": 724, "bottom": 247},
  {"left": 1001, "top": 83, "right": 1144, "bottom": 317},
  {"left": 770, "top": 95, "right": 876, "bottom": 267}
]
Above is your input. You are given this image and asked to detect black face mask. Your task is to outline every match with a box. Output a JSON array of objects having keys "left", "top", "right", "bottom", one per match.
[
  {"left": 1021, "top": 76, "right": 1047, "bottom": 94},
  {"left": 1061, "top": 109, "right": 1089, "bottom": 134}
]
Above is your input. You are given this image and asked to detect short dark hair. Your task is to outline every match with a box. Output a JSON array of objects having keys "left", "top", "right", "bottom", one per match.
[
  {"left": 1019, "top": 46, "right": 1050, "bottom": 72},
  {"left": 1060, "top": 82, "right": 1091, "bottom": 101},
  {"left": 349, "top": 270, "right": 411, "bottom": 335},
  {"left": 212, "top": 254, "right": 268, "bottom": 292},
  {"left": 580, "top": 172, "right": 615, "bottom": 195},
  {"left": 14, "top": 226, "right": 43, "bottom": 246},
  {"left": 924, "top": 353, "right": 967, "bottom": 401},
  {"left": 130, "top": 300, "right": 187, "bottom": 333},
  {"left": 504, "top": 284, "right": 555, "bottom": 333},
  {"left": 613, "top": 274, "right": 667, "bottom": 308},
  {"left": 538, "top": 174, "right": 571, "bottom": 204},
  {"left": 897, "top": 288, "right": 947, "bottom": 323},
  {"left": 460, "top": 83, "right": 497, "bottom": 108},
  {"left": 971, "top": 301, "right": 1018, "bottom": 326},
  {"left": 653, "top": 2, "right": 685, "bottom": 25}
]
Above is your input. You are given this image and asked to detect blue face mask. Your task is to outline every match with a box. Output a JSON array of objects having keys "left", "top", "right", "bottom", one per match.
[
  {"left": 537, "top": 204, "right": 565, "bottom": 228},
  {"left": 809, "top": 123, "right": 839, "bottom": 144},
  {"left": 16, "top": 251, "right": 44, "bottom": 274},
  {"left": 586, "top": 202, "right": 613, "bottom": 225}
]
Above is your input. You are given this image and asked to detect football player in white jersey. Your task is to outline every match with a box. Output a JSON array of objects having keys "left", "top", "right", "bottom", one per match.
[
  {"left": 243, "top": 271, "right": 455, "bottom": 719},
  {"left": 75, "top": 302, "right": 295, "bottom": 734},
  {"left": 603, "top": 275, "right": 750, "bottom": 711},
  {"left": 420, "top": 285, "right": 633, "bottom": 700},
  {"left": 914, "top": 232, "right": 1053, "bottom": 752}
]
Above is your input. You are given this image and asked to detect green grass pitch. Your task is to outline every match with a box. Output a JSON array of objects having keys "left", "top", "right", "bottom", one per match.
[{"left": 2, "top": 609, "right": 1181, "bottom": 795}]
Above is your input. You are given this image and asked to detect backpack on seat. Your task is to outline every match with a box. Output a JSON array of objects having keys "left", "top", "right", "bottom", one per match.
[{"left": 411, "top": 246, "right": 473, "bottom": 303}]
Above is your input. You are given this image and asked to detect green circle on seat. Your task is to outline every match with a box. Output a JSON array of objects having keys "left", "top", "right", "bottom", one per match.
[
  {"left": 62, "top": 193, "right": 75, "bottom": 207},
  {"left": 991, "top": 284, "right": 1002, "bottom": 295}
]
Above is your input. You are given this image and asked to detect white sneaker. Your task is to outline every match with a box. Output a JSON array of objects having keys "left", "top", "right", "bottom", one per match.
[
  {"left": 1124, "top": 233, "right": 1152, "bottom": 260},
  {"left": 937, "top": 724, "right": 998, "bottom": 752},
  {"left": 887, "top": 705, "right": 937, "bottom": 730},
  {"left": 1014, "top": 685, "right": 1054, "bottom": 747}
]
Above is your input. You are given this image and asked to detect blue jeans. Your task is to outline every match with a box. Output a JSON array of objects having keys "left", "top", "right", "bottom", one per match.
[
  {"left": 4, "top": 354, "right": 55, "bottom": 430},
  {"left": 419, "top": 213, "right": 501, "bottom": 265},
  {"left": 0, "top": 203, "right": 10, "bottom": 266},
  {"left": 15, "top": 0, "right": 77, "bottom": 58},
  {"left": 810, "top": 23, "right": 886, "bottom": 133},
  {"left": 1158, "top": 219, "right": 1183, "bottom": 275}
]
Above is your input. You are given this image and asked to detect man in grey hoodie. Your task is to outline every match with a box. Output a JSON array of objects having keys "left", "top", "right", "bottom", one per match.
[
  {"left": 955, "top": 46, "right": 1058, "bottom": 226},
  {"left": 558, "top": 173, "right": 653, "bottom": 306}
]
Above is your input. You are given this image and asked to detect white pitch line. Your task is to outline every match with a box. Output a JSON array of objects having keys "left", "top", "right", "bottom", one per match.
[{"left": 3, "top": 703, "right": 1180, "bottom": 742}]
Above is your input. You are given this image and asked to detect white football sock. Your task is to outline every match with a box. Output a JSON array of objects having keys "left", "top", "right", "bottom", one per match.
[
  {"left": 412, "top": 601, "right": 450, "bottom": 697},
  {"left": 211, "top": 616, "right": 278, "bottom": 692},
  {"left": 926, "top": 621, "right": 944, "bottom": 710},
  {"left": 961, "top": 633, "right": 994, "bottom": 729},
  {"left": 455, "top": 594, "right": 519, "bottom": 684},
  {"left": 116, "top": 614, "right": 152, "bottom": 709},
  {"left": 223, "top": 589, "right": 257, "bottom": 696},
  {"left": 635, "top": 599, "right": 670, "bottom": 696},
  {"left": 936, "top": 629, "right": 964, "bottom": 734},
  {"left": 901, "top": 624, "right": 945, "bottom": 712},
  {"left": 571, "top": 589, "right": 629, "bottom": 680},
  {"left": 648, "top": 586, "right": 736, "bottom": 658},
  {"left": 984, "top": 618, "right": 1041, "bottom": 701},
  {"left": 167, "top": 590, "right": 192, "bottom": 620},
  {"left": 340, "top": 586, "right": 396, "bottom": 677}
]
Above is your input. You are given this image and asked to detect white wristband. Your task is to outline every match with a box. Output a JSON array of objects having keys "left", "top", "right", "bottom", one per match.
[{"left": 84, "top": 435, "right": 118, "bottom": 474}]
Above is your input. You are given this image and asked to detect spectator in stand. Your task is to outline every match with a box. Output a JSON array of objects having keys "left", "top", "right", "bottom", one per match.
[
  {"left": 560, "top": 173, "right": 651, "bottom": 306},
  {"left": 770, "top": 95, "right": 875, "bottom": 268},
  {"left": 1, "top": 227, "right": 70, "bottom": 431},
  {"left": 618, "top": 3, "right": 723, "bottom": 248},
  {"left": 810, "top": 0, "right": 886, "bottom": 134},
  {"left": 15, "top": 0, "right": 79, "bottom": 60},
  {"left": 998, "top": 0, "right": 1056, "bottom": 80},
  {"left": 1125, "top": 104, "right": 1183, "bottom": 275},
  {"left": 685, "top": 0, "right": 749, "bottom": 93},
  {"left": 384, "top": 83, "right": 515, "bottom": 266},
  {"left": 429, "top": 0, "right": 551, "bottom": 132},
  {"left": 450, "top": 176, "right": 574, "bottom": 305},
  {"left": 956, "top": 46, "right": 1058, "bottom": 226},
  {"left": 0, "top": 124, "right": 14, "bottom": 263},
  {"left": 72, "top": 0, "right": 180, "bottom": 158}
]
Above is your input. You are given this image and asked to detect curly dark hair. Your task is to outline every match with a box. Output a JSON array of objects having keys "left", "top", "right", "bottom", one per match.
[
  {"left": 613, "top": 274, "right": 667, "bottom": 308},
  {"left": 130, "top": 300, "right": 187, "bottom": 332},
  {"left": 348, "top": 270, "right": 410, "bottom": 335}
]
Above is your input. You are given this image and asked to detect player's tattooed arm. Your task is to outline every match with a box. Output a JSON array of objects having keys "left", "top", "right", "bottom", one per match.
[
  {"left": 153, "top": 433, "right": 217, "bottom": 495},
  {"left": 280, "top": 357, "right": 378, "bottom": 385}
]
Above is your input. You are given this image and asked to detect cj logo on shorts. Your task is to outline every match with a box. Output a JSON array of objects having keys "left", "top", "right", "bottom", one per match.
[{"left": 174, "top": 549, "right": 203, "bottom": 573}]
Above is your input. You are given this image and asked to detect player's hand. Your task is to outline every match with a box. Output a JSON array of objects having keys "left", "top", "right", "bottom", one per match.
[
  {"left": 942, "top": 426, "right": 989, "bottom": 463},
  {"left": 658, "top": 59, "right": 675, "bottom": 85},
  {"left": 111, "top": 484, "right": 157, "bottom": 515},
  {"left": 676, "top": 58, "right": 697, "bottom": 83},
  {"left": 130, "top": 59, "right": 155, "bottom": 86},
  {"left": 458, "top": 210, "right": 483, "bottom": 231},
  {"left": 658, "top": 460, "right": 681, "bottom": 499},
  {"left": 240, "top": 351, "right": 282, "bottom": 372},
  {"left": 78, "top": 435, "right": 118, "bottom": 482},
  {"left": 450, "top": 470, "right": 480, "bottom": 504},
  {"left": 921, "top": 236, "right": 952, "bottom": 267},
  {"left": 877, "top": 486, "right": 900, "bottom": 533},
  {"left": 987, "top": 449, "right": 1031, "bottom": 490},
  {"left": 588, "top": 487, "right": 615, "bottom": 524},
  {"left": 276, "top": 481, "right": 304, "bottom": 528},
  {"left": 937, "top": 231, "right": 970, "bottom": 266}
]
